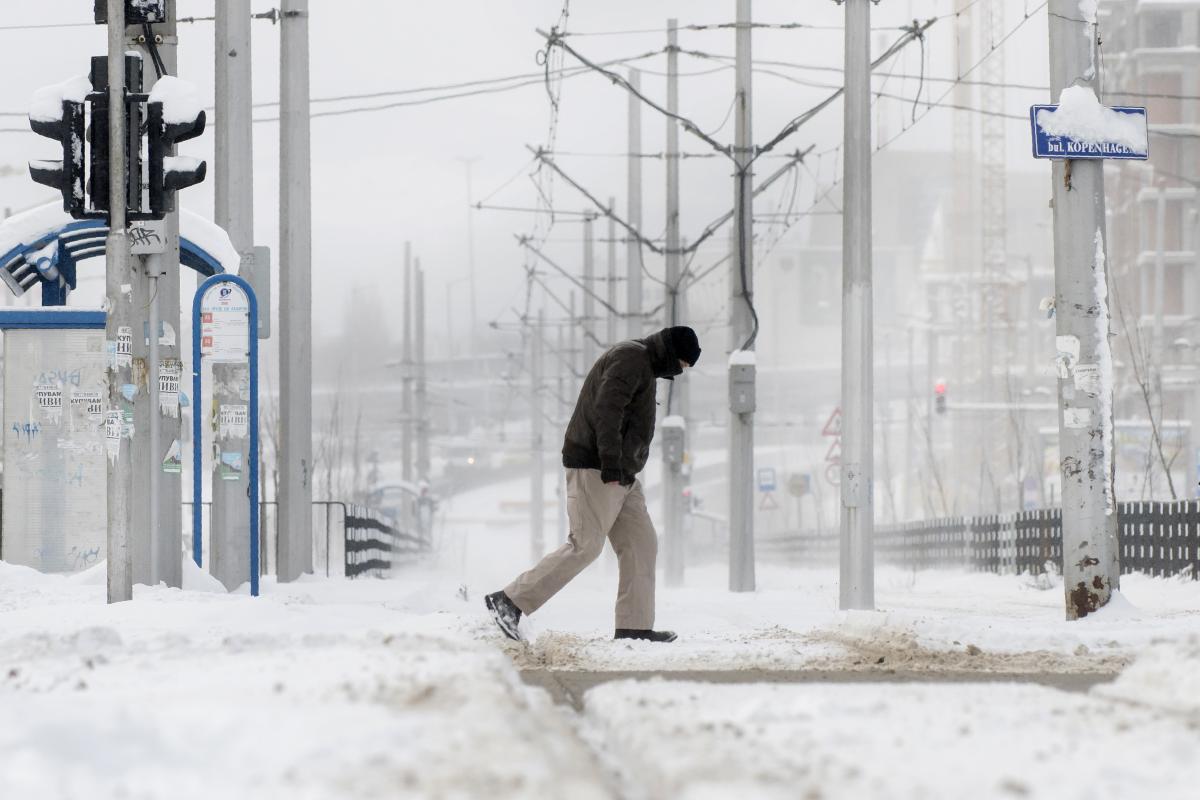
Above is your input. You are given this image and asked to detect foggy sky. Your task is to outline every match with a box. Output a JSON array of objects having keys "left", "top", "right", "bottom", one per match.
[{"left": 0, "top": 1, "right": 1052, "bottom": 360}]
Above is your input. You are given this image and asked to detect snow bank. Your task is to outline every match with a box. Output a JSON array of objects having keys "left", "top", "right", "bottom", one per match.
[
  {"left": 1036, "top": 85, "right": 1148, "bottom": 152},
  {"left": 661, "top": 414, "right": 685, "bottom": 429},
  {"left": 1095, "top": 634, "right": 1200, "bottom": 715},
  {"left": 29, "top": 75, "right": 90, "bottom": 123}
]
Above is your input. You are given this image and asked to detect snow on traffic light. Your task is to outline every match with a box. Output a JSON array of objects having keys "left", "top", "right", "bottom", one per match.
[
  {"left": 147, "top": 75, "right": 207, "bottom": 218},
  {"left": 27, "top": 76, "right": 90, "bottom": 217}
]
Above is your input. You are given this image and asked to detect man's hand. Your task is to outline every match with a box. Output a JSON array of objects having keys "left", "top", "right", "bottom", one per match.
[{"left": 601, "top": 467, "right": 623, "bottom": 486}]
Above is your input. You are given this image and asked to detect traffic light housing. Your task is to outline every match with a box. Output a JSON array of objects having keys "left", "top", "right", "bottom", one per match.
[
  {"left": 28, "top": 78, "right": 88, "bottom": 217},
  {"left": 86, "top": 54, "right": 146, "bottom": 220},
  {"left": 147, "top": 76, "right": 207, "bottom": 218},
  {"left": 935, "top": 380, "right": 947, "bottom": 415},
  {"left": 94, "top": 0, "right": 168, "bottom": 25}
]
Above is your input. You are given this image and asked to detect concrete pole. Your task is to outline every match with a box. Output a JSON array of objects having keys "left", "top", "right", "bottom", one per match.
[
  {"left": 530, "top": 309, "right": 545, "bottom": 561},
  {"left": 1047, "top": 0, "right": 1119, "bottom": 619},
  {"left": 401, "top": 243, "right": 413, "bottom": 483},
  {"left": 557, "top": 320, "right": 568, "bottom": 544},
  {"left": 569, "top": 291, "right": 578, "bottom": 394},
  {"left": 459, "top": 157, "right": 480, "bottom": 354},
  {"left": 106, "top": 0, "right": 133, "bottom": 603},
  {"left": 1152, "top": 186, "right": 1166, "bottom": 495},
  {"left": 415, "top": 263, "right": 430, "bottom": 480},
  {"left": 129, "top": 8, "right": 182, "bottom": 589},
  {"left": 211, "top": 0, "right": 254, "bottom": 590},
  {"left": 583, "top": 215, "right": 596, "bottom": 367},
  {"left": 905, "top": 326, "right": 915, "bottom": 520},
  {"left": 840, "top": 0, "right": 875, "bottom": 610},
  {"left": 606, "top": 198, "right": 618, "bottom": 346},
  {"left": 277, "top": 0, "right": 313, "bottom": 581},
  {"left": 626, "top": 68, "right": 643, "bottom": 341},
  {"left": 728, "top": 0, "right": 756, "bottom": 593},
  {"left": 662, "top": 17, "right": 685, "bottom": 586}
]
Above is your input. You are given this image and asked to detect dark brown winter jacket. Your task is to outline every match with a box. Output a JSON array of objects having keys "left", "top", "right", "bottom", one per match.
[{"left": 561, "top": 329, "right": 684, "bottom": 485}]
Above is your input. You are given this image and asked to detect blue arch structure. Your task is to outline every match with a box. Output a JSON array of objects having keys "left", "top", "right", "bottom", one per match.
[{"left": 0, "top": 203, "right": 237, "bottom": 306}]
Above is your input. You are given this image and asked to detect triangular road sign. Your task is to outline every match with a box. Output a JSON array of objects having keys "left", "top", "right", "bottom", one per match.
[
  {"left": 825, "top": 438, "right": 841, "bottom": 463},
  {"left": 822, "top": 407, "right": 842, "bottom": 437}
]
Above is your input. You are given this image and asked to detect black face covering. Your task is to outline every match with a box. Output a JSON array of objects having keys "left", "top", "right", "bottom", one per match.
[{"left": 645, "top": 329, "right": 684, "bottom": 379}]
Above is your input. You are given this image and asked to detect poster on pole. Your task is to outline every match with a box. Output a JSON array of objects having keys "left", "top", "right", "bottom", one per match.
[{"left": 200, "top": 283, "right": 250, "bottom": 363}]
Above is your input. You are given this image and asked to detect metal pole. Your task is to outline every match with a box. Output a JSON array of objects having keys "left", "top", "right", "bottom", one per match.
[
  {"left": 606, "top": 198, "right": 618, "bottom": 347},
  {"left": 663, "top": 17, "right": 685, "bottom": 586},
  {"left": 401, "top": 243, "right": 413, "bottom": 483},
  {"left": 278, "top": 0, "right": 313, "bottom": 581},
  {"left": 557, "top": 320, "right": 567, "bottom": 544},
  {"left": 728, "top": 0, "right": 756, "bottom": 593},
  {"left": 1047, "top": 0, "right": 1119, "bottom": 618},
  {"left": 840, "top": 0, "right": 875, "bottom": 610},
  {"left": 129, "top": 7, "right": 182, "bottom": 589},
  {"left": 212, "top": 0, "right": 254, "bottom": 590},
  {"left": 583, "top": 215, "right": 596, "bottom": 367},
  {"left": 415, "top": 263, "right": 430, "bottom": 479},
  {"left": 105, "top": 0, "right": 133, "bottom": 604},
  {"left": 626, "top": 68, "right": 643, "bottom": 341},
  {"left": 530, "top": 309, "right": 545, "bottom": 561}
]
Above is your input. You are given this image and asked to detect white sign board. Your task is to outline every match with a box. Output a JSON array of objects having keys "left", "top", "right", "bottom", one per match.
[
  {"left": 200, "top": 282, "right": 250, "bottom": 363},
  {"left": 2, "top": 329, "right": 107, "bottom": 573}
]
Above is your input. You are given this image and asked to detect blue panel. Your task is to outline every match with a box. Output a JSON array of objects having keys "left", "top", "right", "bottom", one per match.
[
  {"left": 0, "top": 309, "right": 106, "bottom": 329},
  {"left": 1030, "top": 104, "right": 1149, "bottom": 160}
]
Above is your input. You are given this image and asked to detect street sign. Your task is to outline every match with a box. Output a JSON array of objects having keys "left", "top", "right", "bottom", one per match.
[
  {"left": 191, "top": 274, "right": 260, "bottom": 596},
  {"left": 757, "top": 467, "right": 776, "bottom": 492},
  {"left": 821, "top": 407, "right": 842, "bottom": 437},
  {"left": 788, "top": 473, "right": 811, "bottom": 497},
  {"left": 1029, "top": 104, "right": 1148, "bottom": 160},
  {"left": 200, "top": 282, "right": 249, "bottom": 362}
]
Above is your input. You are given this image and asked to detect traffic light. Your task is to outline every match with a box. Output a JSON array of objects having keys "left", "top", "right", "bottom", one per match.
[
  {"left": 147, "top": 76, "right": 207, "bottom": 218},
  {"left": 28, "top": 77, "right": 88, "bottom": 217},
  {"left": 84, "top": 54, "right": 145, "bottom": 220},
  {"left": 94, "top": 0, "right": 168, "bottom": 25},
  {"left": 935, "top": 380, "right": 947, "bottom": 415}
]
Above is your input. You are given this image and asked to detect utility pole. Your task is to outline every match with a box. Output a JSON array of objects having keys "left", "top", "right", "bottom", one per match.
[
  {"left": 211, "top": 0, "right": 254, "bottom": 590},
  {"left": 415, "top": 262, "right": 430, "bottom": 480},
  {"left": 728, "top": 0, "right": 756, "bottom": 593},
  {"left": 662, "top": 17, "right": 685, "bottom": 586},
  {"left": 1047, "top": 0, "right": 1119, "bottom": 618},
  {"left": 401, "top": 243, "right": 413, "bottom": 484},
  {"left": 583, "top": 214, "right": 596, "bottom": 367},
  {"left": 840, "top": 0, "right": 875, "bottom": 610},
  {"left": 1152, "top": 185, "right": 1166, "bottom": 494},
  {"left": 131, "top": 5, "right": 183, "bottom": 589},
  {"left": 606, "top": 197, "right": 618, "bottom": 346},
  {"left": 278, "top": 0, "right": 313, "bottom": 581},
  {"left": 626, "top": 68, "right": 643, "bottom": 341},
  {"left": 105, "top": 0, "right": 133, "bottom": 604},
  {"left": 557, "top": 320, "right": 567, "bottom": 544},
  {"left": 457, "top": 157, "right": 480, "bottom": 355},
  {"left": 530, "top": 309, "right": 545, "bottom": 561}
]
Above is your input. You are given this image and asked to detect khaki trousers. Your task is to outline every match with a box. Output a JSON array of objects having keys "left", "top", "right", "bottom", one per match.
[{"left": 506, "top": 468, "right": 657, "bottom": 630}]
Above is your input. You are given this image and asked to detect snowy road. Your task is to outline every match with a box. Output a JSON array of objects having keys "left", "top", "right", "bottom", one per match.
[{"left": 1, "top": 476, "right": 1197, "bottom": 798}]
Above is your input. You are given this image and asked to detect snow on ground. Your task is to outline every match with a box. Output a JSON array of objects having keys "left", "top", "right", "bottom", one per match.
[
  {"left": 0, "top": 561, "right": 613, "bottom": 800},
  {"left": 1, "top": 472, "right": 1198, "bottom": 798},
  {"left": 429, "top": 476, "right": 1200, "bottom": 673},
  {"left": 581, "top": 679, "right": 1200, "bottom": 800}
]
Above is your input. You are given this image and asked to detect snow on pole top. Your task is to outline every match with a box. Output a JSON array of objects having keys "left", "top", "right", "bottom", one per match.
[
  {"left": 1078, "top": 0, "right": 1098, "bottom": 24},
  {"left": 148, "top": 76, "right": 203, "bottom": 124},
  {"left": 29, "top": 76, "right": 91, "bottom": 123},
  {"left": 662, "top": 415, "right": 686, "bottom": 429},
  {"left": 729, "top": 349, "right": 756, "bottom": 366},
  {"left": 1035, "top": 86, "right": 1148, "bottom": 153}
]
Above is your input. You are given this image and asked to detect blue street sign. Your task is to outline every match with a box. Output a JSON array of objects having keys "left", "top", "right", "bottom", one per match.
[
  {"left": 1030, "top": 104, "right": 1148, "bottom": 160},
  {"left": 757, "top": 467, "right": 776, "bottom": 493}
]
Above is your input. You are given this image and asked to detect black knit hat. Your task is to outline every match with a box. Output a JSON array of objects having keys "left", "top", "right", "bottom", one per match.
[{"left": 667, "top": 326, "right": 701, "bottom": 367}]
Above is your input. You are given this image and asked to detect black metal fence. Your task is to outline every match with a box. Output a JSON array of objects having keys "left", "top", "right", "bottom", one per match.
[
  {"left": 759, "top": 501, "right": 1200, "bottom": 579},
  {"left": 344, "top": 503, "right": 431, "bottom": 578}
]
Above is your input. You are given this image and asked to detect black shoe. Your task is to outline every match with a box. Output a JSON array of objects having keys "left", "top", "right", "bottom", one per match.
[
  {"left": 614, "top": 628, "right": 677, "bottom": 643},
  {"left": 485, "top": 591, "right": 523, "bottom": 641}
]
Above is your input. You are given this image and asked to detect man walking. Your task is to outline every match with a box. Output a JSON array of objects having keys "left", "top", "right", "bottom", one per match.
[{"left": 486, "top": 326, "right": 702, "bottom": 643}]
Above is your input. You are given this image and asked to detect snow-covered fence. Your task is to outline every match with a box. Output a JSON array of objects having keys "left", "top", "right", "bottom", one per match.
[
  {"left": 761, "top": 501, "right": 1199, "bottom": 579},
  {"left": 343, "top": 503, "right": 429, "bottom": 579}
]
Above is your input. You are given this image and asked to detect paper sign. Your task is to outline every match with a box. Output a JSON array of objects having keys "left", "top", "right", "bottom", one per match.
[
  {"left": 115, "top": 326, "right": 133, "bottom": 368},
  {"left": 1073, "top": 363, "right": 1101, "bottom": 396},
  {"left": 1063, "top": 407, "right": 1093, "bottom": 429},
  {"left": 218, "top": 450, "right": 243, "bottom": 481},
  {"left": 218, "top": 404, "right": 248, "bottom": 439},
  {"left": 162, "top": 439, "right": 182, "bottom": 474},
  {"left": 159, "top": 361, "right": 181, "bottom": 417},
  {"left": 200, "top": 283, "right": 250, "bottom": 363}
]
